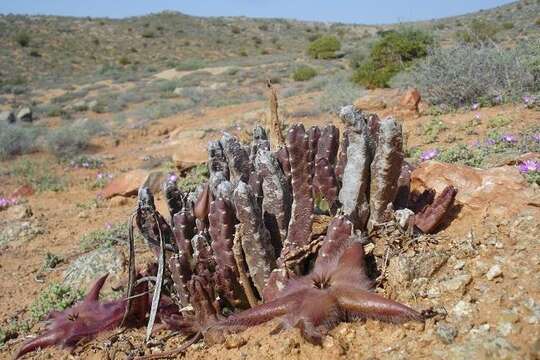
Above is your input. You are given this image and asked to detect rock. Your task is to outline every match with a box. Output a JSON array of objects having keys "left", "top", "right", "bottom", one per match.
[
  {"left": 16, "top": 107, "right": 32, "bottom": 122},
  {"left": 0, "top": 110, "right": 16, "bottom": 123},
  {"left": 5, "top": 204, "right": 33, "bottom": 221},
  {"left": 436, "top": 322, "right": 458, "bottom": 344},
  {"left": 486, "top": 264, "right": 502, "bottom": 280},
  {"left": 386, "top": 251, "right": 449, "bottom": 286},
  {"left": 224, "top": 334, "right": 246, "bottom": 349},
  {"left": 144, "top": 171, "right": 166, "bottom": 192},
  {"left": 353, "top": 94, "right": 386, "bottom": 111},
  {"left": 101, "top": 169, "right": 165, "bottom": 199},
  {"left": 110, "top": 196, "right": 128, "bottom": 207},
  {"left": 411, "top": 162, "right": 540, "bottom": 237},
  {"left": 497, "top": 322, "right": 514, "bottom": 336},
  {"left": 452, "top": 300, "right": 473, "bottom": 319},
  {"left": 101, "top": 169, "right": 150, "bottom": 199},
  {"left": 442, "top": 334, "right": 517, "bottom": 359},
  {"left": 10, "top": 185, "right": 34, "bottom": 198},
  {"left": 439, "top": 273, "right": 472, "bottom": 294},
  {"left": 0, "top": 220, "right": 44, "bottom": 246},
  {"left": 173, "top": 87, "right": 183, "bottom": 96},
  {"left": 63, "top": 247, "right": 125, "bottom": 289},
  {"left": 399, "top": 88, "right": 421, "bottom": 112}
]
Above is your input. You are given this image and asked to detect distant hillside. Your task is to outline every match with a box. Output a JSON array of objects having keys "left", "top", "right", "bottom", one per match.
[{"left": 0, "top": 0, "right": 538, "bottom": 88}]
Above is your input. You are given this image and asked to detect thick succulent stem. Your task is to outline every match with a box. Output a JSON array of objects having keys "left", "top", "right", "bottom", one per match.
[
  {"left": 233, "top": 225, "right": 260, "bottom": 307},
  {"left": 254, "top": 149, "right": 292, "bottom": 252},
  {"left": 315, "top": 125, "right": 339, "bottom": 166},
  {"left": 208, "top": 197, "right": 248, "bottom": 308},
  {"left": 170, "top": 211, "right": 196, "bottom": 307},
  {"left": 314, "top": 215, "right": 354, "bottom": 270},
  {"left": 285, "top": 124, "right": 314, "bottom": 249},
  {"left": 335, "top": 129, "right": 350, "bottom": 184},
  {"left": 368, "top": 117, "right": 404, "bottom": 231},
  {"left": 208, "top": 141, "right": 230, "bottom": 180},
  {"left": 414, "top": 186, "right": 457, "bottom": 234},
  {"left": 312, "top": 158, "right": 338, "bottom": 213},
  {"left": 307, "top": 126, "right": 321, "bottom": 175},
  {"left": 393, "top": 162, "right": 414, "bottom": 210},
  {"left": 220, "top": 133, "right": 251, "bottom": 184},
  {"left": 233, "top": 181, "right": 276, "bottom": 296},
  {"left": 275, "top": 146, "right": 291, "bottom": 179},
  {"left": 338, "top": 131, "right": 370, "bottom": 229}
]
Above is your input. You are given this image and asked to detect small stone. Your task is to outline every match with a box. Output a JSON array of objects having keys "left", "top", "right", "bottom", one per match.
[
  {"left": 224, "top": 334, "right": 246, "bottom": 349},
  {"left": 453, "top": 260, "right": 466, "bottom": 270},
  {"left": 110, "top": 196, "right": 128, "bottom": 207},
  {"left": 452, "top": 300, "right": 473, "bottom": 319},
  {"left": 427, "top": 287, "right": 441, "bottom": 298},
  {"left": 5, "top": 204, "right": 33, "bottom": 221},
  {"left": 10, "top": 185, "right": 34, "bottom": 198},
  {"left": 87, "top": 100, "right": 99, "bottom": 112},
  {"left": 16, "top": 107, "right": 32, "bottom": 122},
  {"left": 497, "top": 322, "right": 513, "bottom": 336},
  {"left": 436, "top": 322, "right": 457, "bottom": 344},
  {"left": 0, "top": 110, "right": 16, "bottom": 123},
  {"left": 323, "top": 336, "right": 347, "bottom": 356},
  {"left": 78, "top": 211, "right": 89, "bottom": 219},
  {"left": 439, "top": 273, "right": 472, "bottom": 294},
  {"left": 486, "top": 264, "right": 503, "bottom": 280}
]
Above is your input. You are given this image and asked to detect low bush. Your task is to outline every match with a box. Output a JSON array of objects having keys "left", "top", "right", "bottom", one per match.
[
  {"left": 175, "top": 58, "right": 207, "bottom": 71},
  {"left": 15, "top": 32, "right": 30, "bottom": 47},
  {"left": 307, "top": 36, "right": 341, "bottom": 59},
  {"left": 353, "top": 28, "right": 433, "bottom": 88},
  {"left": 393, "top": 41, "right": 540, "bottom": 108},
  {"left": 0, "top": 123, "right": 40, "bottom": 160},
  {"left": 29, "top": 283, "right": 84, "bottom": 321},
  {"left": 44, "top": 119, "right": 106, "bottom": 158},
  {"left": 292, "top": 65, "right": 317, "bottom": 81},
  {"left": 318, "top": 74, "right": 364, "bottom": 113}
]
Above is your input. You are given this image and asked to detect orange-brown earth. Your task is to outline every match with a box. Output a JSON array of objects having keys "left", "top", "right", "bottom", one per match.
[{"left": 1, "top": 90, "right": 539, "bottom": 359}]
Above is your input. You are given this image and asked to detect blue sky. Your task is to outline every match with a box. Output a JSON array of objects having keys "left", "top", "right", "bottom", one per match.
[{"left": 0, "top": 0, "right": 515, "bottom": 24}]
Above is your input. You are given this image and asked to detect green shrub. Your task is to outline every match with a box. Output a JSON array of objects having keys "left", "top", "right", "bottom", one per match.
[
  {"left": 352, "top": 61, "right": 399, "bottom": 89},
  {"left": 175, "top": 58, "right": 206, "bottom": 71},
  {"left": 352, "top": 28, "right": 433, "bottom": 88},
  {"left": 29, "top": 283, "right": 84, "bottom": 321},
  {"left": 292, "top": 65, "right": 317, "bottom": 81},
  {"left": 177, "top": 164, "right": 209, "bottom": 192},
  {"left": 142, "top": 29, "right": 155, "bottom": 38},
  {"left": 502, "top": 22, "right": 514, "bottom": 30},
  {"left": 44, "top": 119, "right": 105, "bottom": 159},
  {"left": 0, "top": 123, "right": 40, "bottom": 160},
  {"left": 437, "top": 144, "right": 485, "bottom": 167},
  {"left": 393, "top": 41, "right": 539, "bottom": 108},
  {"left": 423, "top": 117, "right": 448, "bottom": 143},
  {"left": 15, "top": 32, "right": 30, "bottom": 47},
  {"left": 118, "top": 56, "right": 131, "bottom": 65},
  {"left": 307, "top": 36, "right": 341, "bottom": 59}
]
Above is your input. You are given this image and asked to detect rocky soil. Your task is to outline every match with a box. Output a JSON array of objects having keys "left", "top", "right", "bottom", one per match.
[{"left": 0, "top": 88, "right": 539, "bottom": 359}]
